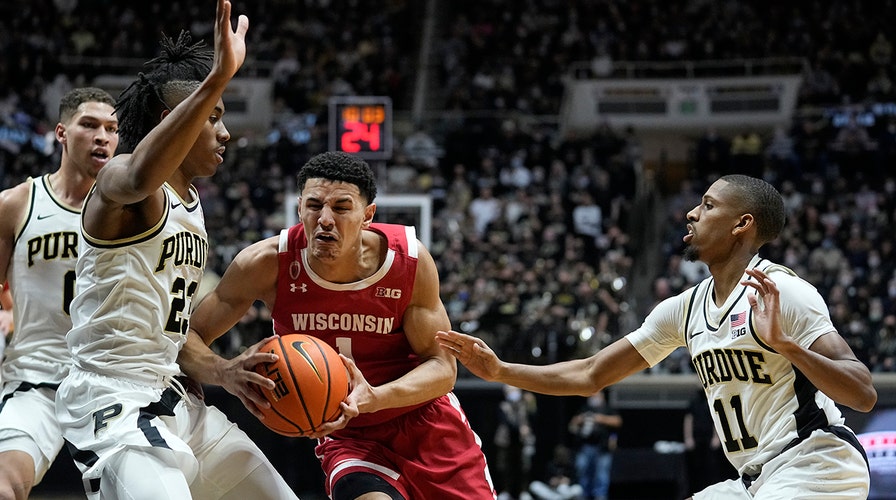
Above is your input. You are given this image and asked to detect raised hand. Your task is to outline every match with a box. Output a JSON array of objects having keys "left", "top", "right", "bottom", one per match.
[
  {"left": 212, "top": 0, "right": 249, "bottom": 81},
  {"left": 742, "top": 268, "right": 790, "bottom": 350}
]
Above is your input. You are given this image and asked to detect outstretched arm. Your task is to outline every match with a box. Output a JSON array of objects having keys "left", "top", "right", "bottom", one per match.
[
  {"left": 436, "top": 330, "right": 649, "bottom": 396},
  {"left": 743, "top": 268, "right": 877, "bottom": 412}
]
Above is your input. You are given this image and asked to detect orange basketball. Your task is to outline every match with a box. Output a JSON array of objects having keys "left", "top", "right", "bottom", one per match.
[{"left": 253, "top": 334, "right": 349, "bottom": 437}]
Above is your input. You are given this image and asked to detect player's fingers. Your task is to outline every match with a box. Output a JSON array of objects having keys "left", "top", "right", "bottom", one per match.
[
  {"left": 746, "top": 293, "right": 758, "bottom": 308},
  {"left": 248, "top": 335, "right": 279, "bottom": 352},
  {"left": 236, "top": 15, "right": 249, "bottom": 37},
  {"left": 238, "top": 394, "right": 267, "bottom": 420},
  {"left": 243, "top": 385, "right": 272, "bottom": 409},
  {"left": 216, "top": 0, "right": 229, "bottom": 31},
  {"left": 339, "top": 354, "right": 363, "bottom": 379},
  {"left": 242, "top": 350, "right": 278, "bottom": 368},
  {"left": 246, "top": 371, "right": 276, "bottom": 390},
  {"left": 339, "top": 401, "right": 359, "bottom": 418}
]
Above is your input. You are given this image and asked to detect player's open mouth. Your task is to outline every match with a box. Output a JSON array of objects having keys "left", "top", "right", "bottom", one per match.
[{"left": 91, "top": 150, "right": 110, "bottom": 165}]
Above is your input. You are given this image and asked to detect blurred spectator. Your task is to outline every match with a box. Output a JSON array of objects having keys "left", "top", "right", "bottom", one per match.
[
  {"left": 765, "top": 125, "right": 800, "bottom": 183},
  {"left": 528, "top": 445, "right": 584, "bottom": 500},
  {"left": 729, "top": 129, "right": 763, "bottom": 179},
  {"left": 468, "top": 184, "right": 502, "bottom": 238},
  {"left": 568, "top": 390, "right": 621, "bottom": 500},
  {"left": 693, "top": 127, "right": 729, "bottom": 180},
  {"left": 494, "top": 385, "right": 538, "bottom": 500}
]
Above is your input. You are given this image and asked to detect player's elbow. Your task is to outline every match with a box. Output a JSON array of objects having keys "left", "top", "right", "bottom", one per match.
[{"left": 851, "top": 386, "right": 877, "bottom": 413}]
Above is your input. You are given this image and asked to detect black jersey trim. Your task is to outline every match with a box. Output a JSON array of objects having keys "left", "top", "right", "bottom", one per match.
[
  {"left": 81, "top": 187, "right": 170, "bottom": 249},
  {"left": 41, "top": 174, "right": 82, "bottom": 214},
  {"left": 683, "top": 283, "right": 701, "bottom": 347}
]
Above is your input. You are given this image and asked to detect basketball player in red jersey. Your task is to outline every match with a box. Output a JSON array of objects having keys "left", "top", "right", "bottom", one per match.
[{"left": 179, "top": 151, "right": 496, "bottom": 499}]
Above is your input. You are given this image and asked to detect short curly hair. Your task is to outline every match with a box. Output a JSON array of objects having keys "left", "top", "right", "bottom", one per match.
[
  {"left": 297, "top": 151, "right": 378, "bottom": 204},
  {"left": 59, "top": 87, "right": 116, "bottom": 124},
  {"left": 719, "top": 174, "right": 785, "bottom": 244}
]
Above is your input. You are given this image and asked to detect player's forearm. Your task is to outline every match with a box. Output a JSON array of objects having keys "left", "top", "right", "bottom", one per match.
[
  {"left": 178, "top": 331, "right": 228, "bottom": 385},
  {"left": 363, "top": 357, "right": 456, "bottom": 414},
  {"left": 494, "top": 359, "right": 603, "bottom": 396},
  {"left": 495, "top": 339, "right": 648, "bottom": 397},
  {"left": 777, "top": 342, "right": 877, "bottom": 412}
]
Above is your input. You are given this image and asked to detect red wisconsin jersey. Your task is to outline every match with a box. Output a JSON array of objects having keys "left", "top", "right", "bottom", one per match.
[{"left": 271, "top": 222, "right": 423, "bottom": 427}]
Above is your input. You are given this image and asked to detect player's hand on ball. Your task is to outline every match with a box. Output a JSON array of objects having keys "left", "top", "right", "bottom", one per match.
[
  {"left": 221, "top": 334, "right": 279, "bottom": 420},
  {"left": 305, "top": 354, "right": 362, "bottom": 439},
  {"left": 435, "top": 330, "right": 502, "bottom": 381}
]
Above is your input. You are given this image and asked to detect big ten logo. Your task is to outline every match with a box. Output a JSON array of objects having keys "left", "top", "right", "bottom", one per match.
[
  {"left": 730, "top": 326, "right": 747, "bottom": 339},
  {"left": 375, "top": 287, "right": 402, "bottom": 299},
  {"left": 260, "top": 359, "right": 290, "bottom": 401}
]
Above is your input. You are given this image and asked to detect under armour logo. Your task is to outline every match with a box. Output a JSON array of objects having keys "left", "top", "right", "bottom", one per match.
[{"left": 289, "top": 283, "right": 308, "bottom": 293}]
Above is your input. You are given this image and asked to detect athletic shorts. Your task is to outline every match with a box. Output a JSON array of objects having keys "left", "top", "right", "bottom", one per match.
[
  {"left": 0, "top": 382, "right": 63, "bottom": 482},
  {"left": 693, "top": 427, "right": 869, "bottom": 500},
  {"left": 56, "top": 368, "right": 283, "bottom": 499},
  {"left": 317, "top": 392, "right": 496, "bottom": 499}
]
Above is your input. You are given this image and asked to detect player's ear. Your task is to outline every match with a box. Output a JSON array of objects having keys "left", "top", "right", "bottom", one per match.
[
  {"left": 362, "top": 203, "right": 376, "bottom": 228},
  {"left": 733, "top": 214, "right": 754, "bottom": 235},
  {"left": 56, "top": 123, "right": 67, "bottom": 145}
]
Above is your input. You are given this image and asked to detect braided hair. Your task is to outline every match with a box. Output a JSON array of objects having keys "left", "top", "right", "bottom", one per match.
[{"left": 115, "top": 31, "right": 213, "bottom": 153}]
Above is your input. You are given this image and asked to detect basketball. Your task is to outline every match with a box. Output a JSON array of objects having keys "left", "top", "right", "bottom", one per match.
[{"left": 253, "top": 334, "right": 350, "bottom": 437}]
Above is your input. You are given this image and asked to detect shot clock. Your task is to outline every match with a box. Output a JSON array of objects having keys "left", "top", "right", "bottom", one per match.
[{"left": 328, "top": 96, "right": 393, "bottom": 160}]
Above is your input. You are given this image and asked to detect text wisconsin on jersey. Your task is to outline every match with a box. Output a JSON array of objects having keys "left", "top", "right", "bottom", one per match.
[{"left": 290, "top": 313, "right": 395, "bottom": 335}]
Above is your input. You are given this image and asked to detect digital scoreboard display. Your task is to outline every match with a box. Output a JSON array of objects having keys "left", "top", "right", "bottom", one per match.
[{"left": 328, "top": 96, "right": 393, "bottom": 160}]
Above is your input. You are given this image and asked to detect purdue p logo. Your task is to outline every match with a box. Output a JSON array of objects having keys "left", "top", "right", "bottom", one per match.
[{"left": 92, "top": 404, "right": 123, "bottom": 435}]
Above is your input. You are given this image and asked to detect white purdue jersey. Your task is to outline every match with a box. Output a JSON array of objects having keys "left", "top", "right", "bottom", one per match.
[
  {"left": 67, "top": 183, "right": 207, "bottom": 385},
  {"left": 627, "top": 255, "right": 854, "bottom": 478},
  {"left": 4, "top": 175, "right": 80, "bottom": 386}
]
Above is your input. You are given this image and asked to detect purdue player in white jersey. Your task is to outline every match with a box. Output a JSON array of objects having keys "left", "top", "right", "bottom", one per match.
[
  {"left": 55, "top": 2, "right": 296, "bottom": 499},
  {"left": 0, "top": 87, "right": 118, "bottom": 500},
  {"left": 437, "top": 174, "right": 876, "bottom": 499}
]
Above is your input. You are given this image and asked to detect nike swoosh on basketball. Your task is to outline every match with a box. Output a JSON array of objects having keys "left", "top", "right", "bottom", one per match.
[
  {"left": 170, "top": 202, "right": 181, "bottom": 209},
  {"left": 689, "top": 330, "right": 704, "bottom": 339},
  {"left": 36, "top": 214, "right": 55, "bottom": 220}
]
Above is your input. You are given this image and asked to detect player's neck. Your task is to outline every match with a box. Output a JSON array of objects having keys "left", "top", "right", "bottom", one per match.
[
  {"left": 709, "top": 254, "right": 756, "bottom": 305},
  {"left": 48, "top": 167, "right": 94, "bottom": 206},
  {"left": 308, "top": 233, "right": 384, "bottom": 283}
]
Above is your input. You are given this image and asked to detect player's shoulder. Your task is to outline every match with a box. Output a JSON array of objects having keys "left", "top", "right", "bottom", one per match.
[
  {"left": 760, "top": 262, "right": 798, "bottom": 277},
  {"left": 0, "top": 177, "right": 34, "bottom": 206},
  {"left": 0, "top": 178, "right": 35, "bottom": 233},
  {"left": 237, "top": 234, "right": 280, "bottom": 262},
  {"left": 760, "top": 261, "right": 818, "bottom": 296}
]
